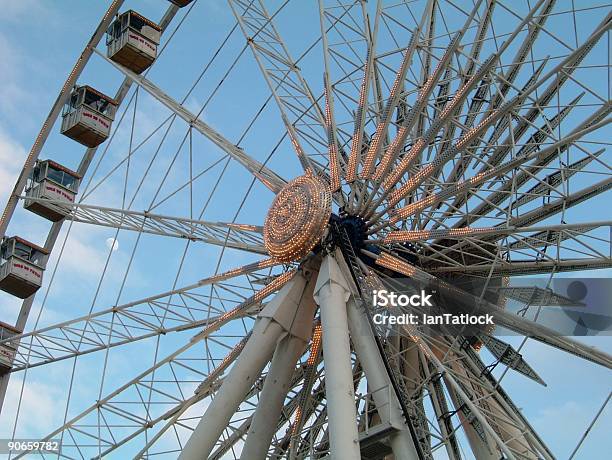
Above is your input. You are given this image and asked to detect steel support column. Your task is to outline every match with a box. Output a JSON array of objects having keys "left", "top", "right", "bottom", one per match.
[
  {"left": 240, "top": 334, "right": 307, "bottom": 459},
  {"left": 240, "top": 270, "right": 319, "bottom": 459},
  {"left": 178, "top": 317, "right": 283, "bottom": 460},
  {"left": 313, "top": 253, "right": 361, "bottom": 460},
  {"left": 179, "top": 272, "right": 311, "bottom": 460},
  {"left": 346, "top": 298, "right": 420, "bottom": 460}
]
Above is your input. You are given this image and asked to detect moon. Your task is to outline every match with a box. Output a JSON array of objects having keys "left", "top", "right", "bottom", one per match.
[{"left": 105, "top": 237, "right": 119, "bottom": 252}]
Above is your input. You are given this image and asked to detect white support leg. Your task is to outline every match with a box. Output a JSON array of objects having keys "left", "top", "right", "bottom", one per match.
[
  {"left": 179, "top": 317, "right": 283, "bottom": 460},
  {"left": 240, "top": 269, "right": 320, "bottom": 459},
  {"left": 240, "top": 334, "right": 307, "bottom": 459},
  {"left": 314, "top": 253, "right": 361, "bottom": 460},
  {"left": 179, "top": 274, "right": 309, "bottom": 460},
  {"left": 346, "top": 298, "right": 421, "bottom": 460}
]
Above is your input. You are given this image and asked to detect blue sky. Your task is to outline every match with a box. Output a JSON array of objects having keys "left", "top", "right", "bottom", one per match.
[{"left": 0, "top": 0, "right": 611, "bottom": 458}]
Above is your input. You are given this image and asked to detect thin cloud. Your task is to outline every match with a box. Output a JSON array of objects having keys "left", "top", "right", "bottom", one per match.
[
  {"left": 0, "top": 0, "right": 58, "bottom": 26},
  {"left": 0, "top": 126, "right": 26, "bottom": 207},
  {"left": 0, "top": 378, "right": 64, "bottom": 438}
]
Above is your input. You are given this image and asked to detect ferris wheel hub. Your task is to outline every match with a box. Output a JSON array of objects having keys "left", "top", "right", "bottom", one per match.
[{"left": 263, "top": 173, "right": 332, "bottom": 262}]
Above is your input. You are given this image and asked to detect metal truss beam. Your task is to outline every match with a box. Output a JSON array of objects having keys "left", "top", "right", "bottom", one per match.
[
  {"left": 105, "top": 334, "right": 251, "bottom": 459},
  {"left": 3, "top": 261, "right": 286, "bottom": 371},
  {"left": 444, "top": 10, "right": 612, "bottom": 214},
  {"left": 13, "top": 332, "right": 239, "bottom": 460},
  {"left": 479, "top": 334, "right": 546, "bottom": 385},
  {"left": 428, "top": 257, "right": 612, "bottom": 276},
  {"left": 229, "top": 0, "right": 328, "bottom": 172},
  {"left": 380, "top": 221, "right": 611, "bottom": 245},
  {"left": 442, "top": 0, "right": 557, "bottom": 186},
  {"left": 446, "top": 99, "right": 610, "bottom": 230},
  {"left": 93, "top": 48, "right": 287, "bottom": 193},
  {"left": 504, "top": 178, "right": 612, "bottom": 230},
  {"left": 21, "top": 198, "right": 267, "bottom": 254},
  {"left": 497, "top": 286, "right": 585, "bottom": 307}
]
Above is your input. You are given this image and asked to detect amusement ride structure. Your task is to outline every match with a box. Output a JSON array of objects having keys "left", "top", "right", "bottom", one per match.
[{"left": 0, "top": 0, "right": 611, "bottom": 458}]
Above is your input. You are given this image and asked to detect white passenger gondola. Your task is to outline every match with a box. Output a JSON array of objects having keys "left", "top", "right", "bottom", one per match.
[
  {"left": 107, "top": 10, "right": 161, "bottom": 74},
  {"left": 61, "top": 85, "right": 117, "bottom": 148},
  {"left": 24, "top": 160, "right": 81, "bottom": 222},
  {"left": 0, "top": 322, "right": 20, "bottom": 375},
  {"left": 0, "top": 237, "right": 48, "bottom": 299}
]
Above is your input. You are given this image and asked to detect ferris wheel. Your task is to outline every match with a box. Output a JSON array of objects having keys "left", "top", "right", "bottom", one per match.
[{"left": 0, "top": 0, "right": 611, "bottom": 458}]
